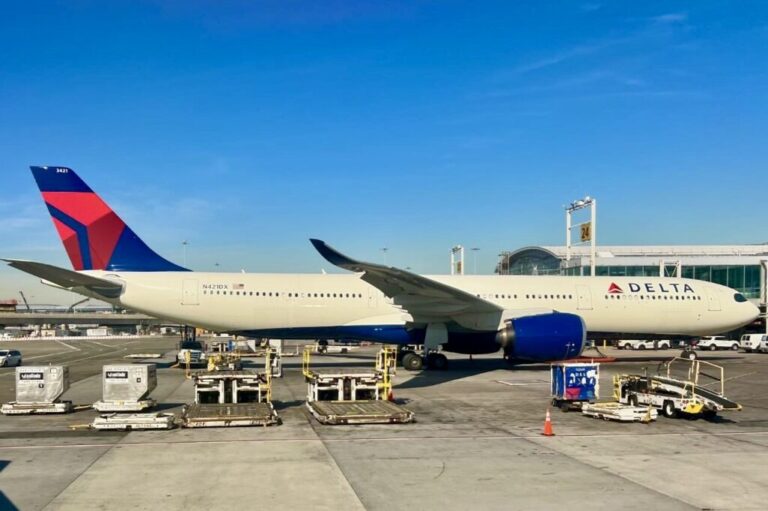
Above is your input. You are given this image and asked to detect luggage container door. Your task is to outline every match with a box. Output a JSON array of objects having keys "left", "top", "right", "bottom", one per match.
[{"left": 182, "top": 279, "right": 199, "bottom": 305}]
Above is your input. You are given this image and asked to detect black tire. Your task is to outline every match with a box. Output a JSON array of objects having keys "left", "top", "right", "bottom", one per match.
[
  {"left": 660, "top": 343, "right": 670, "bottom": 350},
  {"left": 709, "top": 344, "right": 717, "bottom": 351},
  {"left": 628, "top": 394, "right": 639, "bottom": 407},
  {"left": 637, "top": 344, "right": 646, "bottom": 350},
  {"left": 559, "top": 401, "right": 571, "bottom": 413},
  {"left": 662, "top": 400, "right": 677, "bottom": 418},
  {"left": 682, "top": 350, "right": 697, "bottom": 360},
  {"left": 731, "top": 344, "right": 739, "bottom": 351},
  {"left": 402, "top": 352, "right": 424, "bottom": 371},
  {"left": 426, "top": 353, "right": 448, "bottom": 370}
]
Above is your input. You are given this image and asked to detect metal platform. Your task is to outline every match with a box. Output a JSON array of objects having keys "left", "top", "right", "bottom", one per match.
[
  {"left": 92, "top": 399, "right": 156, "bottom": 412},
  {"left": 582, "top": 402, "right": 657, "bottom": 422},
  {"left": 1, "top": 401, "right": 73, "bottom": 415},
  {"left": 307, "top": 400, "right": 414, "bottom": 425},
  {"left": 91, "top": 412, "right": 176, "bottom": 430},
  {"left": 181, "top": 403, "right": 280, "bottom": 428}
]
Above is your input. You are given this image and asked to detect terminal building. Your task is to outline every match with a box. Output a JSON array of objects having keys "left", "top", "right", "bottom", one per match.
[{"left": 495, "top": 245, "right": 768, "bottom": 311}]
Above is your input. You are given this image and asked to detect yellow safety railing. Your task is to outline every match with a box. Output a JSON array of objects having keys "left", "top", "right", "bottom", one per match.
[
  {"left": 302, "top": 345, "right": 314, "bottom": 378},
  {"left": 376, "top": 347, "right": 397, "bottom": 399},
  {"left": 263, "top": 348, "right": 272, "bottom": 402}
]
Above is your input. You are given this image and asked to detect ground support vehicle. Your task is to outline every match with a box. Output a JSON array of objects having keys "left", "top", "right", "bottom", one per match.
[
  {"left": 550, "top": 362, "right": 599, "bottom": 411},
  {"left": 1, "top": 366, "right": 73, "bottom": 415},
  {"left": 617, "top": 340, "right": 671, "bottom": 350},
  {"left": 581, "top": 402, "right": 657, "bottom": 422},
  {"left": 176, "top": 339, "right": 208, "bottom": 368},
  {"left": 91, "top": 412, "right": 175, "bottom": 431},
  {"left": 180, "top": 349, "right": 279, "bottom": 428},
  {"left": 696, "top": 336, "right": 739, "bottom": 351},
  {"left": 615, "top": 357, "right": 741, "bottom": 418},
  {"left": 740, "top": 333, "right": 767, "bottom": 353},
  {"left": 303, "top": 346, "right": 414, "bottom": 424},
  {"left": 0, "top": 349, "right": 22, "bottom": 367}
]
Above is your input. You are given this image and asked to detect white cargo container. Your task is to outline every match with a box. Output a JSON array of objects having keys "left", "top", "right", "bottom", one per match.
[
  {"left": 1, "top": 365, "right": 73, "bottom": 414},
  {"left": 87, "top": 327, "right": 111, "bottom": 337},
  {"left": 92, "top": 364, "right": 157, "bottom": 412}
]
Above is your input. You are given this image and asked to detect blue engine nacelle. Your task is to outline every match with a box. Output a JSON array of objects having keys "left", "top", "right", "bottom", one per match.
[{"left": 496, "top": 312, "right": 586, "bottom": 362}]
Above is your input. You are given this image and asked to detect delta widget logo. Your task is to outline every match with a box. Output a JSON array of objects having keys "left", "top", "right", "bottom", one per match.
[{"left": 607, "top": 283, "right": 623, "bottom": 294}]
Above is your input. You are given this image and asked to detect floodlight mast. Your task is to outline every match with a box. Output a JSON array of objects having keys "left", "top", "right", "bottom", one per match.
[{"left": 565, "top": 196, "right": 597, "bottom": 276}]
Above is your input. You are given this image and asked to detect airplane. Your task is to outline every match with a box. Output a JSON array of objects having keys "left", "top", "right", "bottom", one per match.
[{"left": 4, "top": 166, "right": 760, "bottom": 371}]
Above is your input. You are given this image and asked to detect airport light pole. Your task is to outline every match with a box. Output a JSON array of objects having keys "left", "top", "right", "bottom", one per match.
[
  {"left": 381, "top": 247, "right": 388, "bottom": 266},
  {"left": 471, "top": 247, "right": 480, "bottom": 274},
  {"left": 565, "top": 196, "right": 597, "bottom": 276},
  {"left": 182, "top": 240, "right": 189, "bottom": 266}
]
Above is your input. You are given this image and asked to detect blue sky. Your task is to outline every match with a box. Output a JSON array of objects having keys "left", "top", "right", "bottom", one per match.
[{"left": 1, "top": 1, "right": 767, "bottom": 304}]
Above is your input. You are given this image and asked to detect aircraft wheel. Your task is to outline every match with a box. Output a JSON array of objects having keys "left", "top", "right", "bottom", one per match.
[
  {"left": 682, "top": 350, "right": 697, "bottom": 361},
  {"left": 426, "top": 353, "right": 448, "bottom": 370},
  {"left": 402, "top": 352, "right": 424, "bottom": 371}
]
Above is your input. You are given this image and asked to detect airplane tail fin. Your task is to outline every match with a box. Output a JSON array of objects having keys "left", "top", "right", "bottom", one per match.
[{"left": 30, "top": 166, "right": 188, "bottom": 272}]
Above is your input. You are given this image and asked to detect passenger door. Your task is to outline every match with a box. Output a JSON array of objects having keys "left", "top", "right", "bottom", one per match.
[
  {"left": 576, "top": 285, "right": 593, "bottom": 310},
  {"left": 182, "top": 279, "right": 199, "bottom": 305},
  {"left": 706, "top": 288, "right": 721, "bottom": 311}
]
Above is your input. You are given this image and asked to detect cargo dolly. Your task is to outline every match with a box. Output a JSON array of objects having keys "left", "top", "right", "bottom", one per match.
[
  {"left": 1, "top": 366, "right": 73, "bottom": 415},
  {"left": 91, "top": 412, "right": 176, "bottom": 431},
  {"left": 303, "top": 346, "right": 414, "bottom": 425},
  {"left": 180, "top": 348, "right": 279, "bottom": 428},
  {"left": 615, "top": 357, "right": 742, "bottom": 418}
]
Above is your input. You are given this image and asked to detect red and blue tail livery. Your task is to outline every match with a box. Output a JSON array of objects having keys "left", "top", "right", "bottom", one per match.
[{"left": 30, "top": 166, "right": 188, "bottom": 272}]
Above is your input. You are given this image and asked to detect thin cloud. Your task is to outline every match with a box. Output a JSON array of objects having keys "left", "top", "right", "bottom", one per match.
[{"left": 653, "top": 12, "right": 688, "bottom": 24}]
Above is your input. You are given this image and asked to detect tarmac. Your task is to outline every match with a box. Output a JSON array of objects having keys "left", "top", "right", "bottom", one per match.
[{"left": 1, "top": 337, "right": 768, "bottom": 510}]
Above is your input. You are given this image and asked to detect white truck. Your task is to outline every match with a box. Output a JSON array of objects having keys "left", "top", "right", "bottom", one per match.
[
  {"left": 617, "top": 339, "right": 671, "bottom": 350},
  {"left": 177, "top": 340, "right": 207, "bottom": 367},
  {"left": 696, "top": 336, "right": 739, "bottom": 351},
  {"left": 740, "top": 333, "right": 768, "bottom": 353}
]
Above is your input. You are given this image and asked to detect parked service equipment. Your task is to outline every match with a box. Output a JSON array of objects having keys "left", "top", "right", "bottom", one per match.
[
  {"left": 91, "top": 412, "right": 175, "bottom": 431},
  {"left": 303, "top": 346, "right": 414, "bottom": 425},
  {"left": 581, "top": 402, "right": 657, "bottom": 422},
  {"left": 1, "top": 366, "right": 73, "bottom": 414},
  {"left": 615, "top": 357, "right": 741, "bottom": 418},
  {"left": 550, "top": 362, "right": 599, "bottom": 411},
  {"left": 92, "top": 364, "right": 157, "bottom": 412},
  {"left": 180, "top": 348, "right": 279, "bottom": 428},
  {"left": 740, "top": 333, "right": 767, "bottom": 353}
]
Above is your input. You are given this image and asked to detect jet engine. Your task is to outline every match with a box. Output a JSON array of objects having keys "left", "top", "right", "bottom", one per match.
[{"left": 496, "top": 312, "right": 586, "bottom": 362}]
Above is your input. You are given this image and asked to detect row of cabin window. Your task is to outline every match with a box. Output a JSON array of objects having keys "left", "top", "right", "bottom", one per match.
[
  {"left": 604, "top": 294, "right": 702, "bottom": 301},
  {"left": 480, "top": 294, "right": 575, "bottom": 300},
  {"left": 202, "top": 290, "right": 363, "bottom": 298}
]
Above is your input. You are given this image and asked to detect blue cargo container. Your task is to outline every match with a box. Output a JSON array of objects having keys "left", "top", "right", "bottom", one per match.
[{"left": 551, "top": 362, "right": 600, "bottom": 411}]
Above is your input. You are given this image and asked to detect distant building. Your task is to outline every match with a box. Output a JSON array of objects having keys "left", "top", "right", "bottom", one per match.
[
  {"left": 0, "top": 300, "right": 18, "bottom": 313},
  {"left": 496, "top": 245, "right": 768, "bottom": 306}
]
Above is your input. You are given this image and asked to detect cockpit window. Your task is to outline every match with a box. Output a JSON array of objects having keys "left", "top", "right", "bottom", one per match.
[{"left": 734, "top": 293, "right": 747, "bottom": 303}]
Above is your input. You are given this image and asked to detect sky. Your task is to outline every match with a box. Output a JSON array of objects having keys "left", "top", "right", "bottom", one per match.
[{"left": 1, "top": 1, "right": 767, "bottom": 304}]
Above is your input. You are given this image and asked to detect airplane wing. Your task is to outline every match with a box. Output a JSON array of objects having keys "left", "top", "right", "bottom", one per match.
[
  {"left": 310, "top": 239, "right": 503, "bottom": 318},
  {"left": 3, "top": 259, "right": 123, "bottom": 299}
]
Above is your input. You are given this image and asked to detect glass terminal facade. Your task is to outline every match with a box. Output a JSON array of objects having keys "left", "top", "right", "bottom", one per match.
[{"left": 497, "top": 247, "right": 766, "bottom": 300}]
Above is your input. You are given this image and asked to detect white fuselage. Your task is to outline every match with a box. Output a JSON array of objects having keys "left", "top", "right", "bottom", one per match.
[{"left": 81, "top": 271, "right": 759, "bottom": 340}]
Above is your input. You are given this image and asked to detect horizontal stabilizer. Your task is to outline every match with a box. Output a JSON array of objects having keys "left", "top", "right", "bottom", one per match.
[{"left": 3, "top": 259, "right": 123, "bottom": 298}]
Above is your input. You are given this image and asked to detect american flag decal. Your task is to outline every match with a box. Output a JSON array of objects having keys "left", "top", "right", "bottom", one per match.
[{"left": 233, "top": 283, "right": 245, "bottom": 290}]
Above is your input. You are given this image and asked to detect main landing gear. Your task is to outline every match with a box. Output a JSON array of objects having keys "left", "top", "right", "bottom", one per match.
[{"left": 400, "top": 351, "right": 449, "bottom": 371}]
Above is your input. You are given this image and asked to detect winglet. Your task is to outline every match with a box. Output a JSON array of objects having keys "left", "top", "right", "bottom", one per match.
[{"left": 309, "top": 239, "right": 361, "bottom": 268}]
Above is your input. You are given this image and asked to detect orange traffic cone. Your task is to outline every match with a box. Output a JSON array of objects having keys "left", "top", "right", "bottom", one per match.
[
  {"left": 542, "top": 408, "right": 555, "bottom": 437},
  {"left": 387, "top": 389, "right": 395, "bottom": 402}
]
